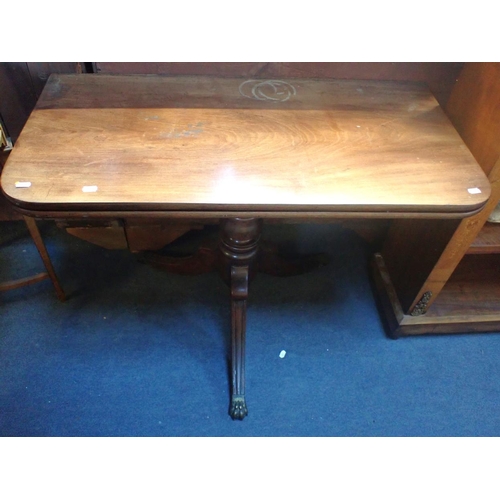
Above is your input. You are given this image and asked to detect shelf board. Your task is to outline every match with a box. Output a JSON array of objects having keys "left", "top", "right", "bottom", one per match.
[
  {"left": 424, "top": 254, "right": 500, "bottom": 317},
  {"left": 468, "top": 222, "right": 500, "bottom": 254},
  {"left": 371, "top": 253, "right": 500, "bottom": 337}
]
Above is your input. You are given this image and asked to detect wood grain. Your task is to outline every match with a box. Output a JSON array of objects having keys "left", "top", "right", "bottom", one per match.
[
  {"left": 1, "top": 74, "right": 489, "bottom": 217},
  {"left": 445, "top": 63, "right": 500, "bottom": 177},
  {"left": 95, "top": 62, "right": 464, "bottom": 107}
]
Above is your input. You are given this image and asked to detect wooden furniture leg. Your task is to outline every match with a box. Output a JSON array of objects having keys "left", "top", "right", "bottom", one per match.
[
  {"left": 138, "top": 230, "right": 328, "bottom": 277},
  {"left": 229, "top": 265, "right": 250, "bottom": 419},
  {"left": 23, "top": 216, "right": 66, "bottom": 301},
  {"left": 218, "top": 218, "right": 261, "bottom": 420}
]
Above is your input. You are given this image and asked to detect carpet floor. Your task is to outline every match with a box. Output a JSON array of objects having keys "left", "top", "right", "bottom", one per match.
[{"left": 1, "top": 220, "right": 499, "bottom": 436}]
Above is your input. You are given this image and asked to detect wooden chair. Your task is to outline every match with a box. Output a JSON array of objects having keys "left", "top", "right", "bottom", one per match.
[{"left": 0, "top": 216, "right": 66, "bottom": 301}]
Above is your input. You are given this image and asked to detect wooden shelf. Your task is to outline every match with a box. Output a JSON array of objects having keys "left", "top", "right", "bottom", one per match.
[
  {"left": 372, "top": 253, "right": 500, "bottom": 337},
  {"left": 467, "top": 222, "right": 500, "bottom": 254},
  {"left": 425, "top": 254, "right": 500, "bottom": 317}
]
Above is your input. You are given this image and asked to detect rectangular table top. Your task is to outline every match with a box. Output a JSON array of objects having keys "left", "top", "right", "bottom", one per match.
[{"left": 1, "top": 74, "right": 490, "bottom": 218}]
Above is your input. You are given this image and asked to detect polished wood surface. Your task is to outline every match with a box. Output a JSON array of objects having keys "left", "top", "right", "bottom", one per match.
[
  {"left": 1, "top": 74, "right": 489, "bottom": 217},
  {"left": 446, "top": 63, "right": 500, "bottom": 177},
  {"left": 96, "top": 62, "right": 464, "bottom": 107}
]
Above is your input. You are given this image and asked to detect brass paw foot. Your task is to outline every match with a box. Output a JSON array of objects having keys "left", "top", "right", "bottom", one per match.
[{"left": 230, "top": 396, "right": 248, "bottom": 420}]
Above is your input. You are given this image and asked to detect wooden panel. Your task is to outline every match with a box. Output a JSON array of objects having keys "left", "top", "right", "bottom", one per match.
[
  {"left": 95, "top": 62, "right": 267, "bottom": 77},
  {"left": 265, "top": 63, "right": 463, "bottom": 107},
  {"left": 57, "top": 218, "right": 128, "bottom": 249},
  {"left": 96, "top": 62, "right": 464, "bottom": 107},
  {"left": 125, "top": 221, "right": 201, "bottom": 252},
  {"left": 59, "top": 218, "right": 201, "bottom": 251},
  {"left": 445, "top": 62, "right": 500, "bottom": 177},
  {"left": 1, "top": 75, "right": 488, "bottom": 216},
  {"left": 95, "top": 62, "right": 463, "bottom": 80},
  {"left": 65, "top": 226, "right": 128, "bottom": 250},
  {"left": 0, "top": 63, "right": 37, "bottom": 143},
  {"left": 380, "top": 218, "right": 461, "bottom": 313}
]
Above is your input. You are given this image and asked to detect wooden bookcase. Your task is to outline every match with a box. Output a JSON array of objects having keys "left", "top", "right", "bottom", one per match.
[{"left": 372, "top": 63, "right": 500, "bottom": 336}]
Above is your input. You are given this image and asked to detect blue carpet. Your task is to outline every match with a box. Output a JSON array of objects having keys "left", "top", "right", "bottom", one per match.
[{"left": 1, "top": 220, "right": 499, "bottom": 436}]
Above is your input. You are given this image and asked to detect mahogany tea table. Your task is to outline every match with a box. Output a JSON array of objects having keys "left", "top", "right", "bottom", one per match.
[{"left": 1, "top": 74, "right": 490, "bottom": 419}]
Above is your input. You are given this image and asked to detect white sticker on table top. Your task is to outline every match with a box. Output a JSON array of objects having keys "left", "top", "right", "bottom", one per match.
[
  {"left": 468, "top": 188, "right": 482, "bottom": 194},
  {"left": 82, "top": 185, "right": 98, "bottom": 193},
  {"left": 15, "top": 181, "right": 31, "bottom": 188}
]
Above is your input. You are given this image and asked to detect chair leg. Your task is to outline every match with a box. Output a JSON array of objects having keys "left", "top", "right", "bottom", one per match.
[{"left": 23, "top": 216, "right": 66, "bottom": 301}]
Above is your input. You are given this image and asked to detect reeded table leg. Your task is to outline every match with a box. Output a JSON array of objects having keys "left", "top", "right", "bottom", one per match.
[
  {"left": 219, "top": 218, "right": 262, "bottom": 420},
  {"left": 229, "top": 265, "right": 249, "bottom": 419}
]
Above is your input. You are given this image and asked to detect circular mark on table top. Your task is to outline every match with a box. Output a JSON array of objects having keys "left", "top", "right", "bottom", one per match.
[{"left": 239, "top": 80, "right": 297, "bottom": 102}]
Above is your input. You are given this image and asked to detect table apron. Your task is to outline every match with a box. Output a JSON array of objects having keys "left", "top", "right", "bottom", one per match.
[{"left": 9, "top": 207, "right": 486, "bottom": 221}]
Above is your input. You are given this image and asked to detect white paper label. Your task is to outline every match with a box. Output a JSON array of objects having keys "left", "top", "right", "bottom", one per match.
[
  {"left": 82, "top": 185, "right": 98, "bottom": 193},
  {"left": 15, "top": 181, "right": 31, "bottom": 188}
]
